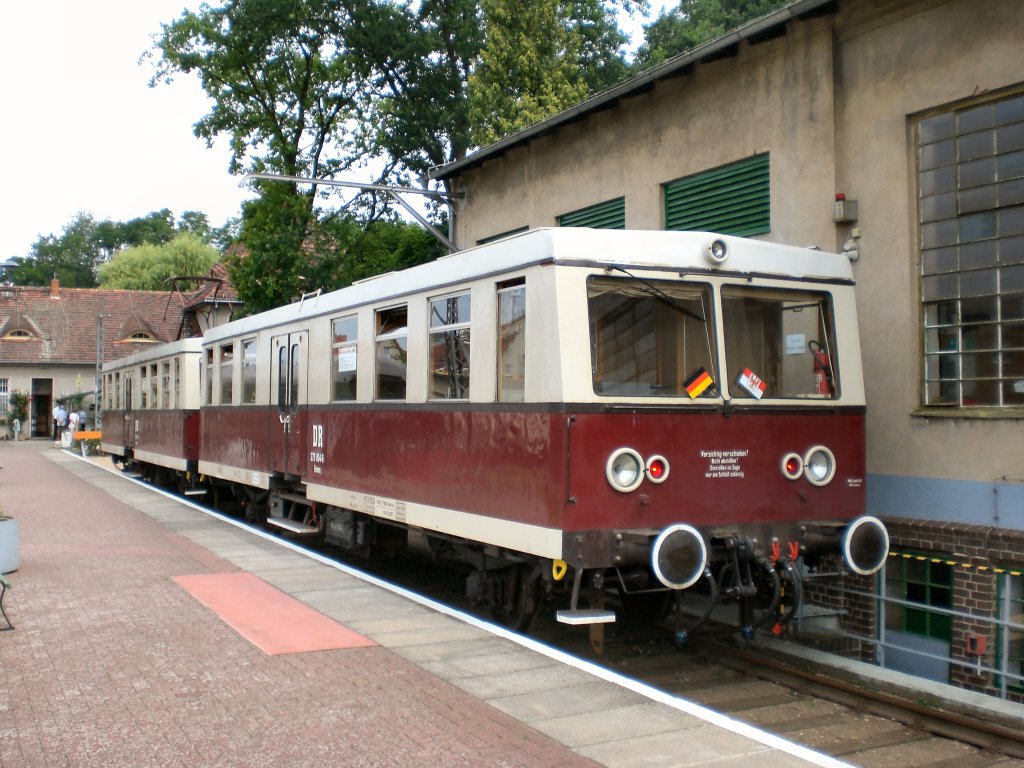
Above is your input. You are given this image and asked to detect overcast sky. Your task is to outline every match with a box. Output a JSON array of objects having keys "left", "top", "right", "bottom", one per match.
[{"left": 0, "top": 1, "right": 667, "bottom": 261}]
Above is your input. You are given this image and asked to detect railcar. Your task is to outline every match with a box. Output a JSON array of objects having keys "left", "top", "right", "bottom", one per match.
[
  {"left": 100, "top": 338, "right": 204, "bottom": 494},
  {"left": 102, "top": 228, "right": 889, "bottom": 641}
]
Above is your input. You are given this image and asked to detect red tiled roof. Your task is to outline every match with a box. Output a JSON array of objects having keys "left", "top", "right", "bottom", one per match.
[{"left": 0, "top": 281, "right": 195, "bottom": 366}]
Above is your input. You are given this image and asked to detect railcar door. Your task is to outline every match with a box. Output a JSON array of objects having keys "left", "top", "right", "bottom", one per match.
[
  {"left": 121, "top": 370, "right": 135, "bottom": 450},
  {"left": 270, "top": 332, "right": 308, "bottom": 478}
]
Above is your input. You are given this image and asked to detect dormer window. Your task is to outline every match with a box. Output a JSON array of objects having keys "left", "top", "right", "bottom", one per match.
[
  {"left": 2, "top": 329, "right": 35, "bottom": 341},
  {"left": 129, "top": 331, "right": 155, "bottom": 342}
]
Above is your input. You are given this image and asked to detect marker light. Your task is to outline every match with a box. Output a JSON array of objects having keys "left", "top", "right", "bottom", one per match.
[
  {"left": 705, "top": 238, "right": 729, "bottom": 266},
  {"left": 803, "top": 445, "right": 837, "bottom": 486},
  {"left": 606, "top": 448, "right": 644, "bottom": 493},
  {"left": 645, "top": 455, "right": 670, "bottom": 483},
  {"left": 780, "top": 452, "right": 803, "bottom": 481}
]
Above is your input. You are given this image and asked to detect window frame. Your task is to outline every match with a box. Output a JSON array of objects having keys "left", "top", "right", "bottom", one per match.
[{"left": 916, "top": 91, "right": 1024, "bottom": 413}]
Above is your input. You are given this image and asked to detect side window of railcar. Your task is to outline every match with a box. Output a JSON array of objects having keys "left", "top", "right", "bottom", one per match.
[
  {"left": 114, "top": 373, "right": 121, "bottom": 410},
  {"left": 140, "top": 366, "right": 149, "bottom": 409},
  {"left": 149, "top": 364, "right": 159, "bottom": 410},
  {"left": 375, "top": 306, "right": 408, "bottom": 400},
  {"left": 497, "top": 280, "right": 526, "bottom": 402},
  {"left": 205, "top": 348, "right": 214, "bottom": 405},
  {"left": 588, "top": 277, "right": 717, "bottom": 398},
  {"left": 219, "top": 343, "right": 235, "bottom": 405},
  {"left": 428, "top": 292, "right": 470, "bottom": 400},
  {"left": 331, "top": 317, "right": 358, "bottom": 401},
  {"left": 721, "top": 287, "right": 839, "bottom": 399},
  {"left": 161, "top": 361, "right": 171, "bottom": 409},
  {"left": 242, "top": 339, "right": 257, "bottom": 404},
  {"left": 173, "top": 359, "right": 181, "bottom": 409}
]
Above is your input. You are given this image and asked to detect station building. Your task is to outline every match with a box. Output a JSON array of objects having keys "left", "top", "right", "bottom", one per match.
[
  {"left": 0, "top": 270, "right": 239, "bottom": 439},
  {"left": 430, "top": 0, "right": 1024, "bottom": 699}
]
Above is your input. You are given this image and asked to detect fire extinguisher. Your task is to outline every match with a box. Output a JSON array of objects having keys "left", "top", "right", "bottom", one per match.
[{"left": 809, "top": 340, "right": 833, "bottom": 396}]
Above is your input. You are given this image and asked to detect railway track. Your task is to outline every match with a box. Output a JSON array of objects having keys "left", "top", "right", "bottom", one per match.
[
  {"left": 184, "top": 491, "right": 1024, "bottom": 768},
  {"left": 311, "top": 538, "right": 1024, "bottom": 768}
]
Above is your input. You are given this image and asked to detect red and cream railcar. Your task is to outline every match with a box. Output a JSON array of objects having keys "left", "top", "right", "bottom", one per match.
[
  {"left": 195, "top": 228, "right": 888, "bottom": 633},
  {"left": 100, "top": 338, "right": 204, "bottom": 489}
]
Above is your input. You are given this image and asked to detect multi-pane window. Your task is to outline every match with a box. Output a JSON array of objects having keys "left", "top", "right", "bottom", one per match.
[
  {"left": 664, "top": 153, "right": 770, "bottom": 236},
  {"left": 885, "top": 555, "right": 953, "bottom": 642},
  {"left": 497, "top": 280, "right": 526, "bottom": 402},
  {"left": 429, "top": 292, "right": 471, "bottom": 399},
  {"left": 331, "top": 317, "right": 358, "bottom": 401},
  {"left": 375, "top": 307, "right": 408, "bottom": 400},
  {"left": 0, "top": 378, "right": 8, "bottom": 419},
  {"left": 998, "top": 573, "right": 1024, "bottom": 693},
  {"left": 242, "top": 339, "right": 257, "bottom": 404},
  {"left": 173, "top": 359, "right": 181, "bottom": 409},
  {"left": 220, "top": 343, "right": 234, "bottom": 405},
  {"left": 919, "top": 92, "right": 1024, "bottom": 408}
]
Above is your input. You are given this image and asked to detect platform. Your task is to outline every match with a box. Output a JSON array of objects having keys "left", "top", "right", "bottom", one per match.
[{"left": 0, "top": 439, "right": 850, "bottom": 767}]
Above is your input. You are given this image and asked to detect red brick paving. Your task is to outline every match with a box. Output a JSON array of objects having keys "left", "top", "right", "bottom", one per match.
[{"left": 0, "top": 441, "right": 602, "bottom": 768}]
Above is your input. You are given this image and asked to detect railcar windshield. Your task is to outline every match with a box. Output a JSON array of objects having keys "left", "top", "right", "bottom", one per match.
[
  {"left": 721, "top": 286, "right": 839, "bottom": 399},
  {"left": 588, "top": 277, "right": 717, "bottom": 398}
]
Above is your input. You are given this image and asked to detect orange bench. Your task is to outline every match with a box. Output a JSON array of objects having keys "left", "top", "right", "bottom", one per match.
[{"left": 73, "top": 431, "right": 102, "bottom": 441}]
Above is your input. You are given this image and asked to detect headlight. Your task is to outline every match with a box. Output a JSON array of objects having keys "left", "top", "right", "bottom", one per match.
[
  {"left": 803, "top": 445, "right": 836, "bottom": 486},
  {"left": 606, "top": 448, "right": 644, "bottom": 492}
]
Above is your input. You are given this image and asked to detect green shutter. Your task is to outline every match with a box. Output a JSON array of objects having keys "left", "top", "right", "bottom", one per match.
[
  {"left": 558, "top": 197, "right": 625, "bottom": 229},
  {"left": 664, "top": 154, "right": 770, "bottom": 236}
]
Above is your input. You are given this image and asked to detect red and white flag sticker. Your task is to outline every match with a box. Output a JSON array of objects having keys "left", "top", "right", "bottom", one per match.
[{"left": 737, "top": 368, "right": 766, "bottom": 399}]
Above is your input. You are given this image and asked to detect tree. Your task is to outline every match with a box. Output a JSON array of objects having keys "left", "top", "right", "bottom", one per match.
[
  {"left": 8, "top": 213, "right": 104, "bottom": 287},
  {"left": 468, "top": 0, "right": 590, "bottom": 146},
  {"left": 633, "top": 0, "right": 790, "bottom": 70},
  {"left": 97, "top": 233, "right": 219, "bottom": 290},
  {"left": 151, "top": 0, "right": 643, "bottom": 310}
]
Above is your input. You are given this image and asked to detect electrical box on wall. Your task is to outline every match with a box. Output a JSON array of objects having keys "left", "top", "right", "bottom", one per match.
[{"left": 832, "top": 194, "right": 858, "bottom": 223}]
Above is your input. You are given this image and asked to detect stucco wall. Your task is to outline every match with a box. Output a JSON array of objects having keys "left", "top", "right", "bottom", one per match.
[
  {"left": 833, "top": 0, "right": 1024, "bottom": 485},
  {"left": 458, "top": 16, "right": 839, "bottom": 251}
]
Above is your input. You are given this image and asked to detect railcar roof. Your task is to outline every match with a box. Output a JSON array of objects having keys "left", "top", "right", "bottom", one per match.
[
  {"left": 101, "top": 336, "right": 204, "bottom": 373},
  {"left": 203, "top": 228, "right": 853, "bottom": 343}
]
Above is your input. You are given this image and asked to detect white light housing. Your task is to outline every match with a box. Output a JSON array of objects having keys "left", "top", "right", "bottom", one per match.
[
  {"left": 780, "top": 452, "right": 803, "bottom": 481},
  {"left": 803, "top": 445, "right": 837, "bottom": 486},
  {"left": 705, "top": 238, "right": 729, "bottom": 266},
  {"left": 606, "top": 448, "right": 644, "bottom": 493},
  {"left": 645, "top": 454, "right": 670, "bottom": 483}
]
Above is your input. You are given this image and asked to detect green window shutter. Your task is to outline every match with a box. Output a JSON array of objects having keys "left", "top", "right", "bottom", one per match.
[
  {"left": 664, "top": 154, "right": 770, "bottom": 236},
  {"left": 558, "top": 197, "right": 625, "bottom": 229}
]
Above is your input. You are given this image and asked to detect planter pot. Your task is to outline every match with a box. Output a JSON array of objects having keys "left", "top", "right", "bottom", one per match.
[{"left": 0, "top": 517, "right": 19, "bottom": 573}]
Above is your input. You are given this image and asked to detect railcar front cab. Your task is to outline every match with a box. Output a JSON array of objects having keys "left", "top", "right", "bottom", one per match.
[{"left": 560, "top": 236, "right": 889, "bottom": 639}]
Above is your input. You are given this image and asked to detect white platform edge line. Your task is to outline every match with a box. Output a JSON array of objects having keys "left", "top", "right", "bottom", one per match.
[{"left": 69, "top": 450, "right": 853, "bottom": 768}]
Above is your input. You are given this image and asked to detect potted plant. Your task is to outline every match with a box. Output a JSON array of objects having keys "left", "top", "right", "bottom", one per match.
[
  {"left": 4, "top": 391, "right": 29, "bottom": 441},
  {"left": 0, "top": 503, "right": 17, "bottom": 574}
]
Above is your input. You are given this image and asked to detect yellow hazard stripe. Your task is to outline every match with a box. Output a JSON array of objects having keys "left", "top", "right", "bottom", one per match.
[{"left": 889, "top": 550, "right": 1023, "bottom": 577}]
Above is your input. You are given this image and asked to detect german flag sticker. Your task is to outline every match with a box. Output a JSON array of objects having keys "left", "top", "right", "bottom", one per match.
[{"left": 684, "top": 367, "right": 714, "bottom": 399}]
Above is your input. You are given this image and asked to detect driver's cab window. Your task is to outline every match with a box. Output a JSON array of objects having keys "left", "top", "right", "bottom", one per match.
[{"left": 721, "top": 286, "right": 839, "bottom": 399}]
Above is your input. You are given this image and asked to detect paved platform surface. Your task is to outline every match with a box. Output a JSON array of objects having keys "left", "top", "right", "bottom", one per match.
[{"left": 0, "top": 440, "right": 846, "bottom": 767}]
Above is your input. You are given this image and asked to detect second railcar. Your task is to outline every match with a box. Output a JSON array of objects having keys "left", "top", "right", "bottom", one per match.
[{"left": 100, "top": 338, "right": 204, "bottom": 491}]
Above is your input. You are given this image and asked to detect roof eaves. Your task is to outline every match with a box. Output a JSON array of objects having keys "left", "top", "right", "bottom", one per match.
[{"left": 429, "top": 0, "right": 835, "bottom": 182}]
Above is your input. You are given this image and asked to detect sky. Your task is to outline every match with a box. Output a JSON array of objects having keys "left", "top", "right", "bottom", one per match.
[{"left": 0, "top": 1, "right": 670, "bottom": 261}]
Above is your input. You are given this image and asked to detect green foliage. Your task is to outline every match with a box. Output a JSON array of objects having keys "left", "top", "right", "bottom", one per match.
[
  {"left": 7, "top": 209, "right": 217, "bottom": 288},
  {"left": 632, "top": 0, "right": 791, "bottom": 70},
  {"left": 97, "top": 233, "right": 219, "bottom": 290},
  {"left": 8, "top": 213, "right": 103, "bottom": 287},
  {"left": 4, "top": 391, "right": 29, "bottom": 436},
  {"left": 468, "top": 0, "right": 590, "bottom": 146}
]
